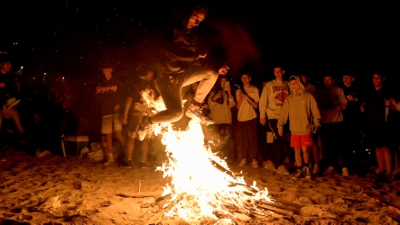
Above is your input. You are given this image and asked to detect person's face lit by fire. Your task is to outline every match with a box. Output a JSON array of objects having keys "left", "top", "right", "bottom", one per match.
[
  {"left": 300, "top": 74, "right": 309, "bottom": 86},
  {"left": 323, "top": 76, "right": 334, "bottom": 89},
  {"left": 342, "top": 75, "right": 354, "bottom": 88},
  {"left": 241, "top": 74, "right": 251, "bottom": 85},
  {"left": 187, "top": 11, "right": 206, "bottom": 29},
  {"left": 101, "top": 68, "right": 113, "bottom": 80},
  {"left": 0, "top": 62, "right": 12, "bottom": 74},
  {"left": 273, "top": 67, "right": 285, "bottom": 81},
  {"left": 220, "top": 77, "right": 227, "bottom": 89},
  {"left": 290, "top": 79, "right": 300, "bottom": 92},
  {"left": 372, "top": 74, "right": 384, "bottom": 88}
]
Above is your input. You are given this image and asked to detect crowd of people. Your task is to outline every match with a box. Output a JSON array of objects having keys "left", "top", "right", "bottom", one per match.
[
  {"left": 224, "top": 67, "right": 400, "bottom": 182},
  {"left": 1, "top": 4, "right": 399, "bottom": 183}
]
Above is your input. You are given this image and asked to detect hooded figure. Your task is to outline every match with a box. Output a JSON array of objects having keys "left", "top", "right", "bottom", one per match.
[{"left": 277, "top": 75, "right": 321, "bottom": 135}]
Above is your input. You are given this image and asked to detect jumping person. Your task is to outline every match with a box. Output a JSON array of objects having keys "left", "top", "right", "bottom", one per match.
[{"left": 137, "top": 5, "right": 229, "bottom": 140}]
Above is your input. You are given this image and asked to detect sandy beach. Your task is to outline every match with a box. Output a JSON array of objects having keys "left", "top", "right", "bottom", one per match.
[{"left": 1, "top": 144, "right": 400, "bottom": 225}]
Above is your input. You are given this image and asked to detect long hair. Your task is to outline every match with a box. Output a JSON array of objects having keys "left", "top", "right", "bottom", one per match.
[{"left": 212, "top": 76, "right": 228, "bottom": 105}]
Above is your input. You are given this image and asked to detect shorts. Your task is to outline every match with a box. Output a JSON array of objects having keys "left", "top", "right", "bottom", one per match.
[
  {"left": 127, "top": 111, "right": 144, "bottom": 139},
  {"left": 290, "top": 134, "right": 312, "bottom": 148},
  {"left": 101, "top": 113, "right": 122, "bottom": 134}
]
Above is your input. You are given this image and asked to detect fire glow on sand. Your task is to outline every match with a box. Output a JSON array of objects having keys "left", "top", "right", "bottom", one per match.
[{"left": 142, "top": 89, "right": 274, "bottom": 224}]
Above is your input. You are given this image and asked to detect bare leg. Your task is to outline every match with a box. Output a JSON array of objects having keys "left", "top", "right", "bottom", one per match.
[
  {"left": 114, "top": 130, "right": 125, "bottom": 147},
  {"left": 317, "top": 134, "right": 323, "bottom": 160},
  {"left": 105, "top": 133, "right": 113, "bottom": 153},
  {"left": 104, "top": 133, "right": 114, "bottom": 166},
  {"left": 141, "top": 136, "right": 149, "bottom": 162},
  {"left": 302, "top": 146, "right": 309, "bottom": 164},
  {"left": 311, "top": 139, "right": 319, "bottom": 165},
  {"left": 294, "top": 148, "right": 302, "bottom": 167},
  {"left": 126, "top": 137, "right": 135, "bottom": 160},
  {"left": 382, "top": 147, "right": 392, "bottom": 175},
  {"left": 375, "top": 147, "right": 384, "bottom": 173}
]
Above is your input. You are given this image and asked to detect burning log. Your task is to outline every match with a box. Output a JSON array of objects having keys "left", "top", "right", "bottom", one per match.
[
  {"left": 257, "top": 204, "right": 295, "bottom": 217},
  {"left": 115, "top": 193, "right": 159, "bottom": 199},
  {"left": 209, "top": 158, "right": 259, "bottom": 194}
]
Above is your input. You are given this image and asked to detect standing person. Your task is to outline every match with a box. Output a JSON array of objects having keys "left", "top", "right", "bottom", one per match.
[
  {"left": 45, "top": 73, "right": 67, "bottom": 155},
  {"left": 95, "top": 63, "right": 125, "bottom": 166},
  {"left": 0, "top": 58, "right": 21, "bottom": 145},
  {"left": 122, "top": 70, "right": 157, "bottom": 168},
  {"left": 317, "top": 74, "right": 347, "bottom": 175},
  {"left": 259, "top": 66, "right": 292, "bottom": 175},
  {"left": 208, "top": 76, "right": 236, "bottom": 163},
  {"left": 137, "top": 5, "right": 229, "bottom": 139},
  {"left": 300, "top": 73, "right": 321, "bottom": 174},
  {"left": 389, "top": 97, "right": 400, "bottom": 179},
  {"left": 360, "top": 73, "right": 394, "bottom": 180},
  {"left": 341, "top": 73, "right": 362, "bottom": 175},
  {"left": 278, "top": 75, "right": 321, "bottom": 179},
  {"left": 236, "top": 73, "right": 260, "bottom": 168},
  {"left": 0, "top": 58, "right": 19, "bottom": 106},
  {"left": 1, "top": 98, "right": 24, "bottom": 148}
]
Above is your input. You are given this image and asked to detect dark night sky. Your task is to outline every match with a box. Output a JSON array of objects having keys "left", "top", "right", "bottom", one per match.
[{"left": 1, "top": 1, "right": 399, "bottom": 85}]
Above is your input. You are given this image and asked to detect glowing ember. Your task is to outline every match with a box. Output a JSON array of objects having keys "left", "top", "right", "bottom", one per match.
[{"left": 142, "top": 89, "right": 271, "bottom": 224}]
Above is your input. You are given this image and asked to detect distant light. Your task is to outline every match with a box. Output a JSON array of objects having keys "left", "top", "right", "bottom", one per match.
[
  {"left": 33, "top": 77, "right": 36, "bottom": 80},
  {"left": 44, "top": 73, "right": 46, "bottom": 75},
  {"left": 21, "top": 66, "right": 23, "bottom": 69}
]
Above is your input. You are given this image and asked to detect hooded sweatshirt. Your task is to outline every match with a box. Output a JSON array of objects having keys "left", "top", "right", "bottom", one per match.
[{"left": 277, "top": 75, "right": 321, "bottom": 135}]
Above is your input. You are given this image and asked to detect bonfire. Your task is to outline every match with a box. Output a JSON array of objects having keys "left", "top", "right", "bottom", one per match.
[{"left": 141, "top": 89, "right": 298, "bottom": 224}]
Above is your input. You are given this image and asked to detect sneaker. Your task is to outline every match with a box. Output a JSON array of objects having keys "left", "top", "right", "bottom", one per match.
[
  {"left": 121, "top": 160, "right": 133, "bottom": 168},
  {"left": 304, "top": 167, "right": 312, "bottom": 179},
  {"left": 139, "top": 161, "right": 154, "bottom": 168},
  {"left": 312, "top": 164, "right": 319, "bottom": 174},
  {"left": 324, "top": 166, "right": 335, "bottom": 175},
  {"left": 292, "top": 169, "right": 303, "bottom": 179},
  {"left": 104, "top": 153, "right": 114, "bottom": 166},
  {"left": 264, "top": 161, "right": 277, "bottom": 171},
  {"left": 239, "top": 158, "right": 246, "bottom": 167},
  {"left": 342, "top": 167, "right": 349, "bottom": 177},
  {"left": 185, "top": 103, "right": 214, "bottom": 125},
  {"left": 251, "top": 160, "right": 259, "bottom": 168},
  {"left": 277, "top": 165, "right": 290, "bottom": 175}
]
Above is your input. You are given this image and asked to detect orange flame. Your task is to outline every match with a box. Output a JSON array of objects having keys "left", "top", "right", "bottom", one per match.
[{"left": 142, "top": 89, "right": 270, "bottom": 223}]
